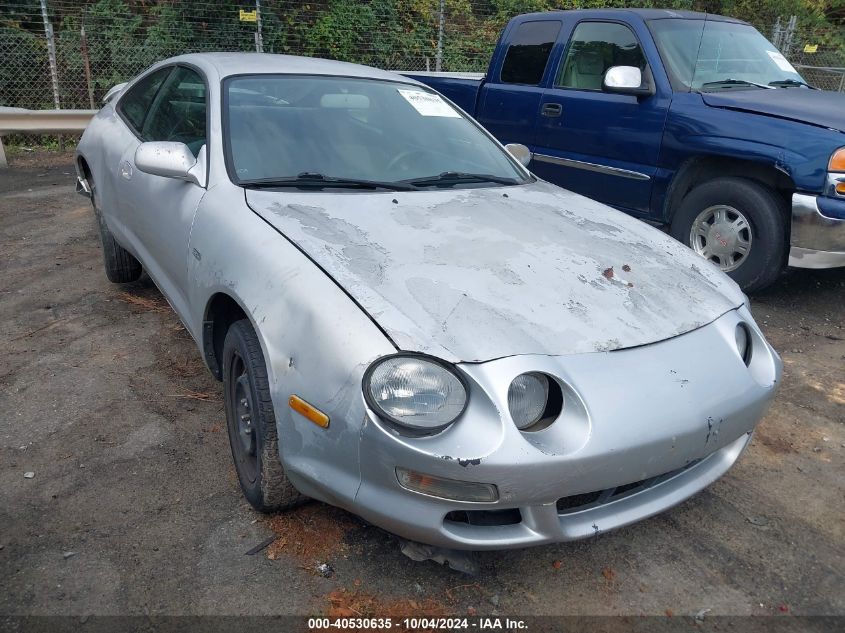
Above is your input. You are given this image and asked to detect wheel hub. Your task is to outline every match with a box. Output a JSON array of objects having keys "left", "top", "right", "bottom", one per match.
[
  {"left": 234, "top": 374, "right": 256, "bottom": 457},
  {"left": 689, "top": 205, "right": 752, "bottom": 272}
]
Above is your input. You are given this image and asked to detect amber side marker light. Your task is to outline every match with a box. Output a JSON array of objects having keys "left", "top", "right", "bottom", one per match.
[
  {"left": 829, "top": 148, "right": 845, "bottom": 172},
  {"left": 289, "top": 395, "right": 329, "bottom": 428},
  {"left": 836, "top": 182, "right": 845, "bottom": 196}
]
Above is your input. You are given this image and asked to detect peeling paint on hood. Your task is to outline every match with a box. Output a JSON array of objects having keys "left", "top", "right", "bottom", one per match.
[{"left": 246, "top": 181, "right": 743, "bottom": 362}]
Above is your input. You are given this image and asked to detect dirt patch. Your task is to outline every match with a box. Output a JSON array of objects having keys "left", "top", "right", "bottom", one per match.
[
  {"left": 754, "top": 423, "right": 798, "bottom": 455},
  {"left": 265, "top": 504, "right": 360, "bottom": 565},
  {"left": 327, "top": 587, "right": 450, "bottom": 618},
  {"left": 117, "top": 291, "right": 171, "bottom": 314}
]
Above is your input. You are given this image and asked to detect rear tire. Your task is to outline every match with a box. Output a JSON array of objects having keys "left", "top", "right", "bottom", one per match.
[
  {"left": 90, "top": 180, "right": 142, "bottom": 283},
  {"left": 222, "top": 319, "right": 305, "bottom": 512},
  {"left": 670, "top": 177, "right": 786, "bottom": 293}
]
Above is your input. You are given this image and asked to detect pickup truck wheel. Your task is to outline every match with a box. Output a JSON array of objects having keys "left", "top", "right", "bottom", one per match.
[
  {"left": 670, "top": 177, "right": 786, "bottom": 293},
  {"left": 90, "top": 180, "right": 142, "bottom": 283},
  {"left": 222, "top": 319, "right": 305, "bottom": 513}
]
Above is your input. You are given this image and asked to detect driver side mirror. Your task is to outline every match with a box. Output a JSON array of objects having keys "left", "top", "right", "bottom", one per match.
[
  {"left": 505, "top": 143, "right": 533, "bottom": 167},
  {"left": 135, "top": 141, "right": 205, "bottom": 187},
  {"left": 602, "top": 66, "right": 654, "bottom": 97}
]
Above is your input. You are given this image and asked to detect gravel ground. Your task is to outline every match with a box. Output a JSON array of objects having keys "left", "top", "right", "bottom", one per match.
[{"left": 1, "top": 152, "right": 843, "bottom": 621}]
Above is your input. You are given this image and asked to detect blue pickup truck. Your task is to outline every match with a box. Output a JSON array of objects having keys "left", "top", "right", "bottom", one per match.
[{"left": 405, "top": 9, "right": 845, "bottom": 292}]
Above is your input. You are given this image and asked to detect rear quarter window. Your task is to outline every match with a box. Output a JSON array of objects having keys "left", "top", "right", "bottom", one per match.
[{"left": 118, "top": 67, "right": 172, "bottom": 133}]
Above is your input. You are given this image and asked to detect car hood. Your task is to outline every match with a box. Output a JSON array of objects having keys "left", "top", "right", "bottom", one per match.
[
  {"left": 246, "top": 181, "right": 743, "bottom": 363},
  {"left": 701, "top": 88, "right": 845, "bottom": 132}
]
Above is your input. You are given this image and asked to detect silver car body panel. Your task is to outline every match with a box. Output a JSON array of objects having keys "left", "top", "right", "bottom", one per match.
[
  {"left": 247, "top": 183, "right": 743, "bottom": 362},
  {"left": 76, "top": 52, "right": 780, "bottom": 549}
]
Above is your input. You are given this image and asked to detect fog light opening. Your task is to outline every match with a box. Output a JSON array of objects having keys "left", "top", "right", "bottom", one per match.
[
  {"left": 395, "top": 467, "right": 498, "bottom": 502},
  {"left": 735, "top": 323, "right": 752, "bottom": 366},
  {"left": 512, "top": 374, "right": 564, "bottom": 432}
]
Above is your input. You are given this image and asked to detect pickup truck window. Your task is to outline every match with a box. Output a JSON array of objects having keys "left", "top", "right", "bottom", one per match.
[
  {"left": 557, "top": 22, "right": 646, "bottom": 90},
  {"left": 648, "top": 19, "right": 805, "bottom": 91},
  {"left": 224, "top": 75, "right": 529, "bottom": 188},
  {"left": 501, "top": 20, "right": 562, "bottom": 85}
]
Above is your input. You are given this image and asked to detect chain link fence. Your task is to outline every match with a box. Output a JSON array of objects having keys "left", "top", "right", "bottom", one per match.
[
  {"left": 1, "top": 1, "right": 843, "bottom": 150},
  {"left": 1, "top": 0, "right": 504, "bottom": 111}
]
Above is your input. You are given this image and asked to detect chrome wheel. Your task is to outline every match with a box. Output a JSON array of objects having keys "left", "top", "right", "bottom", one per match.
[{"left": 689, "top": 205, "right": 752, "bottom": 272}]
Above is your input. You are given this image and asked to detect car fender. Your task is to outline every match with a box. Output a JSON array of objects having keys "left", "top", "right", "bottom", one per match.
[{"left": 186, "top": 182, "right": 395, "bottom": 507}]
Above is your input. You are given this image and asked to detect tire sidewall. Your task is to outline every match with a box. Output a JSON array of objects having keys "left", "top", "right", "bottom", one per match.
[
  {"left": 670, "top": 178, "right": 786, "bottom": 292},
  {"left": 222, "top": 321, "right": 274, "bottom": 509}
]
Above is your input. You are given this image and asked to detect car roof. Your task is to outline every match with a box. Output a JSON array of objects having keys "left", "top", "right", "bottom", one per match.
[
  {"left": 516, "top": 8, "right": 748, "bottom": 25},
  {"left": 155, "top": 52, "right": 421, "bottom": 84}
]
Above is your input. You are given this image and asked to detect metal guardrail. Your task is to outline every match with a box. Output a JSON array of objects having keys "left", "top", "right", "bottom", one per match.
[{"left": 0, "top": 107, "right": 96, "bottom": 168}]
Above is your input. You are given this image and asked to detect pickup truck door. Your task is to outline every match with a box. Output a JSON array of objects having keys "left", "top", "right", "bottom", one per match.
[
  {"left": 534, "top": 20, "right": 669, "bottom": 215},
  {"left": 113, "top": 65, "right": 208, "bottom": 320},
  {"left": 476, "top": 19, "right": 564, "bottom": 148}
]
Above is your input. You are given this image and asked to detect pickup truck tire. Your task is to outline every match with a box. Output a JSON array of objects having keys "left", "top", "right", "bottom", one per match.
[
  {"left": 670, "top": 178, "right": 786, "bottom": 293},
  {"left": 90, "top": 180, "right": 142, "bottom": 284},
  {"left": 222, "top": 319, "right": 305, "bottom": 513}
]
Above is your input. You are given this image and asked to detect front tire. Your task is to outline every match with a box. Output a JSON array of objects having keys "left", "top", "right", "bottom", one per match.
[
  {"left": 670, "top": 177, "right": 786, "bottom": 293},
  {"left": 222, "top": 319, "right": 304, "bottom": 512},
  {"left": 90, "top": 180, "right": 142, "bottom": 283}
]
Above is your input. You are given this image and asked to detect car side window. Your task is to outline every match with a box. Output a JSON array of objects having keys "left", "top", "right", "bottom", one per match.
[
  {"left": 557, "top": 22, "right": 646, "bottom": 91},
  {"left": 141, "top": 67, "right": 207, "bottom": 157},
  {"left": 118, "top": 67, "right": 172, "bottom": 133},
  {"left": 500, "top": 20, "right": 562, "bottom": 85}
]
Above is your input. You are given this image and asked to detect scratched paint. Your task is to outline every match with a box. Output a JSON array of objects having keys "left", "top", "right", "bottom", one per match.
[{"left": 247, "top": 180, "right": 744, "bottom": 362}]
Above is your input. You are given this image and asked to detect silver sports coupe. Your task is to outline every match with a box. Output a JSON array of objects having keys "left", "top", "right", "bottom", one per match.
[{"left": 75, "top": 53, "right": 781, "bottom": 550}]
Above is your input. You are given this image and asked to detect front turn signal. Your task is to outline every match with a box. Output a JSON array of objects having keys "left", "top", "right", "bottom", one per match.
[
  {"left": 829, "top": 148, "right": 845, "bottom": 172},
  {"left": 289, "top": 395, "right": 329, "bottom": 428}
]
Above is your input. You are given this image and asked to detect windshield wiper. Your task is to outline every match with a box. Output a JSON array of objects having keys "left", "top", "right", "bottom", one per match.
[
  {"left": 768, "top": 78, "right": 815, "bottom": 89},
  {"left": 240, "top": 172, "right": 417, "bottom": 191},
  {"left": 700, "top": 78, "right": 774, "bottom": 90},
  {"left": 403, "top": 171, "right": 521, "bottom": 187}
]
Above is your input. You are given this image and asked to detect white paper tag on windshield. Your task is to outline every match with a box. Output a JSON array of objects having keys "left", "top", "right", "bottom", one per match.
[
  {"left": 397, "top": 89, "right": 461, "bottom": 117},
  {"left": 767, "top": 50, "right": 797, "bottom": 74}
]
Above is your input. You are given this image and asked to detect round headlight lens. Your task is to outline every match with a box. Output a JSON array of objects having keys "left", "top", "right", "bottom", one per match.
[
  {"left": 735, "top": 323, "right": 751, "bottom": 365},
  {"left": 365, "top": 355, "right": 467, "bottom": 432},
  {"left": 508, "top": 372, "right": 549, "bottom": 430}
]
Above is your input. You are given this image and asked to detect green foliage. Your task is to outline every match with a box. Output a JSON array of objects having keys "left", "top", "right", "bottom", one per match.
[{"left": 2, "top": 0, "right": 842, "bottom": 108}]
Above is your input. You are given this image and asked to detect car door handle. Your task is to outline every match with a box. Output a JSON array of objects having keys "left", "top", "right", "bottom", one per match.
[{"left": 541, "top": 103, "right": 562, "bottom": 118}]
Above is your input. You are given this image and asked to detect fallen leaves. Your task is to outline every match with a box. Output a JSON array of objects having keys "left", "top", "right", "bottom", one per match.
[
  {"left": 265, "top": 504, "right": 358, "bottom": 564},
  {"left": 327, "top": 588, "right": 450, "bottom": 619},
  {"left": 117, "top": 291, "right": 170, "bottom": 314}
]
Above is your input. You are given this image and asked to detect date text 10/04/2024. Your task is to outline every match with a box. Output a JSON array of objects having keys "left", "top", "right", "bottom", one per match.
[{"left": 307, "top": 617, "right": 529, "bottom": 630}]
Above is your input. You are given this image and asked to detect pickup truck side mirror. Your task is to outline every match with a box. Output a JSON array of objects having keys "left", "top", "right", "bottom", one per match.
[
  {"left": 603, "top": 66, "right": 654, "bottom": 97},
  {"left": 505, "top": 143, "right": 533, "bottom": 167},
  {"left": 135, "top": 141, "right": 205, "bottom": 187}
]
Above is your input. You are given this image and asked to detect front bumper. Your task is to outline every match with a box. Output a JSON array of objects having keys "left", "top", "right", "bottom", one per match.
[
  {"left": 351, "top": 308, "right": 781, "bottom": 550},
  {"left": 789, "top": 193, "right": 845, "bottom": 269}
]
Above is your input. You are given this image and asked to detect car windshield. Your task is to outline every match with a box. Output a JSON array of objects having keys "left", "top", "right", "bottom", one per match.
[
  {"left": 224, "top": 75, "right": 529, "bottom": 188},
  {"left": 648, "top": 19, "right": 806, "bottom": 91}
]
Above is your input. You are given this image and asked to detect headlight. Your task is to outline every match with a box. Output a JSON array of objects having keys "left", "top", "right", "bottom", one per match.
[
  {"left": 735, "top": 323, "right": 752, "bottom": 365},
  {"left": 508, "top": 372, "right": 549, "bottom": 429},
  {"left": 364, "top": 354, "right": 467, "bottom": 432}
]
